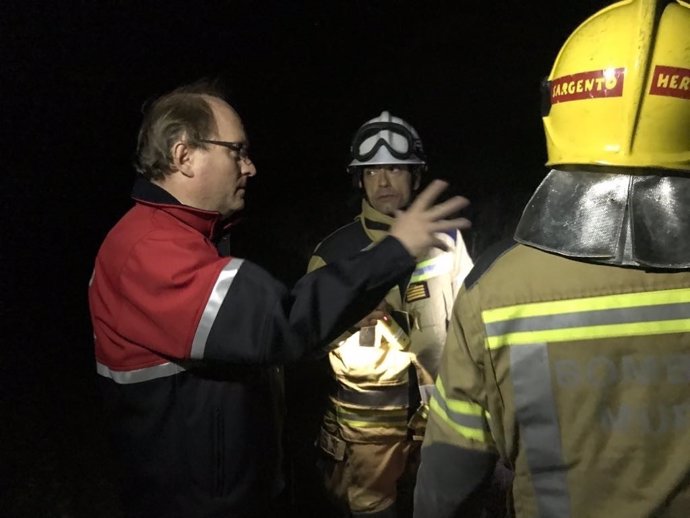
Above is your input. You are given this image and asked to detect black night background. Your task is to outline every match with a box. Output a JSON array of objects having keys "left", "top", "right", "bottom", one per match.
[{"left": 2, "top": 1, "right": 613, "bottom": 516}]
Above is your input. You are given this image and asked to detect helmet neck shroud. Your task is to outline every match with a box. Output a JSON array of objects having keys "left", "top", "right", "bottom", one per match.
[{"left": 515, "top": 168, "right": 690, "bottom": 270}]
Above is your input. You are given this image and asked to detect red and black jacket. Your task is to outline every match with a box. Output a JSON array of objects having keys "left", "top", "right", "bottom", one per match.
[{"left": 89, "top": 178, "right": 415, "bottom": 518}]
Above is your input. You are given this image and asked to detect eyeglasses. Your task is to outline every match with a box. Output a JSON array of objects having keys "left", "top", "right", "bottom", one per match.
[{"left": 199, "top": 139, "right": 252, "bottom": 163}]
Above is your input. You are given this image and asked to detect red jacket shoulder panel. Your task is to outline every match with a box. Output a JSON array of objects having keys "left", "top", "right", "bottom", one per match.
[{"left": 90, "top": 204, "right": 230, "bottom": 370}]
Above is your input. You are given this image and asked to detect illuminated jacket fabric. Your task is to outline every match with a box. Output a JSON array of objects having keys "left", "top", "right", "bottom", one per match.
[
  {"left": 415, "top": 240, "right": 690, "bottom": 518},
  {"left": 308, "top": 201, "right": 473, "bottom": 438},
  {"left": 88, "top": 178, "right": 416, "bottom": 518}
]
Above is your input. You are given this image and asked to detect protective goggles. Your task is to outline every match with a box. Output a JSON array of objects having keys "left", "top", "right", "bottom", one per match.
[{"left": 351, "top": 121, "right": 425, "bottom": 162}]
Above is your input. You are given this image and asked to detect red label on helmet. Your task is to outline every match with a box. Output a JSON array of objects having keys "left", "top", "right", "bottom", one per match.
[
  {"left": 550, "top": 68, "right": 625, "bottom": 104},
  {"left": 649, "top": 66, "right": 690, "bottom": 100}
]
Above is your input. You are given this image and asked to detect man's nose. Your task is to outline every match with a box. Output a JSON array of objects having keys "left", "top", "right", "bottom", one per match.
[
  {"left": 242, "top": 160, "right": 257, "bottom": 177},
  {"left": 377, "top": 171, "right": 391, "bottom": 185}
]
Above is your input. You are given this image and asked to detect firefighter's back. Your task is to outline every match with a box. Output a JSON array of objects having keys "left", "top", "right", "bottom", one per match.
[{"left": 476, "top": 243, "right": 690, "bottom": 517}]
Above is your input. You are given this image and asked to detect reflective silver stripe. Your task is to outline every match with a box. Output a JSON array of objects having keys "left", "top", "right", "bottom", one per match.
[
  {"left": 410, "top": 254, "right": 453, "bottom": 282},
  {"left": 419, "top": 383, "right": 434, "bottom": 404},
  {"left": 486, "top": 302, "right": 690, "bottom": 338},
  {"left": 191, "top": 258, "right": 244, "bottom": 359},
  {"left": 96, "top": 361, "right": 186, "bottom": 384},
  {"left": 511, "top": 343, "right": 571, "bottom": 517},
  {"left": 336, "top": 384, "right": 409, "bottom": 407},
  {"left": 431, "top": 388, "right": 487, "bottom": 433}
]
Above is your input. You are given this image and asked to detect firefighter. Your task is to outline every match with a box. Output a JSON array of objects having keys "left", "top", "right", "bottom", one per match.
[
  {"left": 308, "top": 111, "right": 474, "bottom": 517},
  {"left": 414, "top": 0, "right": 690, "bottom": 516}
]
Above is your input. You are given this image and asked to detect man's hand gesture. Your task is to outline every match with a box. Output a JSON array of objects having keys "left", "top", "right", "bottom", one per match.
[{"left": 390, "top": 180, "right": 471, "bottom": 259}]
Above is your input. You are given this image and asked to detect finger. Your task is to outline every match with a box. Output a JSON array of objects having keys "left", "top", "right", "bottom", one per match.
[
  {"left": 425, "top": 195, "right": 470, "bottom": 221},
  {"left": 432, "top": 217, "right": 472, "bottom": 233},
  {"left": 406, "top": 179, "right": 449, "bottom": 212}
]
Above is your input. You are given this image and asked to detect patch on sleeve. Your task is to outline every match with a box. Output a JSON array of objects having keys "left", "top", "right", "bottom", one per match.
[{"left": 406, "top": 281, "right": 430, "bottom": 303}]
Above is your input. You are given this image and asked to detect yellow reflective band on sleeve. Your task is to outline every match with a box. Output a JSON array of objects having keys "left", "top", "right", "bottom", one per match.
[
  {"left": 482, "top": 288, "right": 690, "bottom": 322},
  {"left": 410, "top": 254, "right": 453, "bottom": 283},
  {"left": 429, "top": 376, "right": 491, "bottom": 443},
  {"left": 487, "top": 320, "right": 690, "bottom": 349},
  {"left": 482, "top": 288, "right": 690, "bottom": 350},
  {"left": 435, "top": 377, "right": 484, "bottom": 416}
]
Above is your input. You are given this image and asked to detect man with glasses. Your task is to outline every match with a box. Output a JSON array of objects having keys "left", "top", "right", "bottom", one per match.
[
  {"left": 88, "top": 84, "right": 471, "bottom": 518},
  {"left": 307, "top": 111, "right": 474, "bottom": 517}
]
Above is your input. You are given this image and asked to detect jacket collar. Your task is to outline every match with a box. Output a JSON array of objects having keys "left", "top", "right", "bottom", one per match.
[
  {"left": 359, "top": 200, "right": 394, "bottom": 243},
  {"left": 131, "top": 176, "right": 224, "bottom": 239}
]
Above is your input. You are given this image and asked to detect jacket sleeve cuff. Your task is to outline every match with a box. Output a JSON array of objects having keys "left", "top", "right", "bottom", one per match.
[{"left": 414, "top": 443, "right": 498, "bottom": 518}]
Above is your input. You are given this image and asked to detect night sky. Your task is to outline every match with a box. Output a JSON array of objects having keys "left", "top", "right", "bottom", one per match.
[{"left": 3, "top": 1, "right": 613, "bottom": 516}]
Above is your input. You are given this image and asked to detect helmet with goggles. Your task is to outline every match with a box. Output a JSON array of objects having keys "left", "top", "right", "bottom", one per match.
[{"left": 348, "top": 111, "right": 427, "bottom": 172}]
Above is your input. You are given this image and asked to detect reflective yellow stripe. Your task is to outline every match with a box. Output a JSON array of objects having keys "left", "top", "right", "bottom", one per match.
[
  {"left": 429, "top": 398, "right": 488, "bottom": 442},
  {"left": 487, "top": 319, "right": 690, "bottom": 349},
  {"left": 336, "top": 407, "right": 408, "bottom": 429},
  {"left": 483, "top": 288, "right": 690, "bottom": 350},
  {"left": 430, "top": 376, "right": 491, "bottom": 443},
  {"left": 435, "top": 377, "right": 484, "bottom": 416},
  {"left": 410, "top": 255, "right": 453, "bottom": 283},
  {"left": 482, "top": 288, "right": 690, "bottom": 323},
  {"left": 339, "top": 418, "right": 408, "bottom": 428}
]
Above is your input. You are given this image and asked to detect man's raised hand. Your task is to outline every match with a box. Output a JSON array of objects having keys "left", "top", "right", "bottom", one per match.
[{"left": 389, "top": 180, "right": 471, "bottom": 258}]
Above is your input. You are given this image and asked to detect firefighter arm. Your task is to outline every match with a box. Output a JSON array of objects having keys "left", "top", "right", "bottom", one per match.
[
  {"left": 414, "top": 284, "right": 497, "bottom": 517},
  {"left": 414, "top": 443, "right": 496, "bottom": 518}
]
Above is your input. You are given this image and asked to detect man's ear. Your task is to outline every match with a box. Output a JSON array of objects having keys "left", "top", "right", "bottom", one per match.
[{"left": 171, "top": 140, "right": 195, "bottom": 178}]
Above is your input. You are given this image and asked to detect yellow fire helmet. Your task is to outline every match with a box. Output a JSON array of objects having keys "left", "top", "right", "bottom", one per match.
[{"left": 543, "top": 0, "right": 690, "bottom": 172}]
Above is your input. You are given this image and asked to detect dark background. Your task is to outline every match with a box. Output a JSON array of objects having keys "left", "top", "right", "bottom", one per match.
[{"left": 2, "top": 1, "right": 611, "bottom": 516}]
